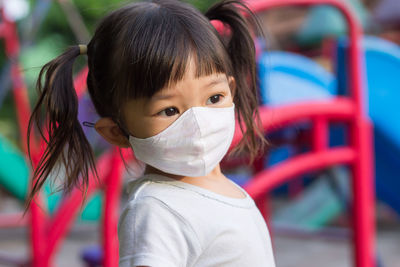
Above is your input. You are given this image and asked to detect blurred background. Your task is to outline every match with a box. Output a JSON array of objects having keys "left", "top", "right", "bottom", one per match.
[{"left": 0, "top": 0, "right": 399, "bottom": 266}]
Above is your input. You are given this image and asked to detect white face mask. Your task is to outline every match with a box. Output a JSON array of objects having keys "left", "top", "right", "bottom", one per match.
[{"left": 128, "top": 104, "right": 235, "bottom": 177}]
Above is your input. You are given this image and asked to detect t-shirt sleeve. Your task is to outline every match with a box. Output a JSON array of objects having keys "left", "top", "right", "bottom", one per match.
[{"left": 118, "top": 196, "right": 202, "bottom": 267}]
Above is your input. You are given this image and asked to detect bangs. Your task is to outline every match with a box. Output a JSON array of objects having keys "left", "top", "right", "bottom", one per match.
[{"left": 110, "top": 1, "right": 232, "bottom": 101}]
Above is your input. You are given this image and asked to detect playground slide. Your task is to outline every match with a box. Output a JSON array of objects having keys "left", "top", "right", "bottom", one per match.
[
  {"left": 258, "top": 51, "right": 336, "bottom": 105},
  {"left": 257, "top": 51, "right": 342, "bottom": 229},
  {"left": 0, "top": 135, "right": 29, "bottom": 200},
  {"left": 365, "top": 37, "right": 400, "bottom": 215},
  {"left": 339, "top": 36, "right": 400, "bottom": 215},
  {"left": 258, "top": 50, "right": 341, "bottom": 167},
  {"left": 257, "top": 36, "right": 400, "bottom": 228}
]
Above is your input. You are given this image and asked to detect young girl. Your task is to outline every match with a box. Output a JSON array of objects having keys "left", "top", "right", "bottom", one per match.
[{"left": 27, "top": 0, "right": 276, "bottom": 266}]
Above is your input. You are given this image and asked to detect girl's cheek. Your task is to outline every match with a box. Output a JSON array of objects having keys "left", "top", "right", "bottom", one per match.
[
  {"left": 222, "top": 95, "right": 234, "bottom": 107},
  {"left": 139, "top": 117, "right": 176, "bottom": 138}
]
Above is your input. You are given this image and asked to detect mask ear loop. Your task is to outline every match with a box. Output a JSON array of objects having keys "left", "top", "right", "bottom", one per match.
[
  {"left": 114, "top": 118, "right": 131, "bottom": 139},
  {"left": 110, "top": 118, "right": 138, "bottom": 175},
  {"left": 82, "top": 120, "right": 133, "bottom": 176},
  {"left": 82, "top": 120, "right": 130, "bottom": 139},
  {"left": 82, "top": 121, "right": 95, "bottom": 127}
]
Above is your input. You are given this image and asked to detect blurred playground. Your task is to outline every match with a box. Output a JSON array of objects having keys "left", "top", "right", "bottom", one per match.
[{"left": 0, "top": 0, "right": 400, "bottom": 266}]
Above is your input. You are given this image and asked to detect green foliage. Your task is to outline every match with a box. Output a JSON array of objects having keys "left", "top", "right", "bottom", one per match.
[
  {"left": 184, "top": 0, "right": 219, "bottom": 12},
  {"left": 34, "top": 0, "right": 220, "bottom": 45},
  {"left": 73, "top": 0, "right": 220, "bottom": 35},
  {"left": 74, "top": 0, "right": 131, "bottom": 33},
  {"left": 20, "top": 35, "right": 68, "bottom": 96},
  {"left": 34, "top": 2, "right": 75, "bottom": 44}
]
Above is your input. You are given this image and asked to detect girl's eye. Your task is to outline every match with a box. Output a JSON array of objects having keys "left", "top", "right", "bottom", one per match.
[
  {"left": 158, "top": 107, "right": 179, "bottom": 117},
  {"left": 207, "top": 94, "right": 224, "bottom": 105}
]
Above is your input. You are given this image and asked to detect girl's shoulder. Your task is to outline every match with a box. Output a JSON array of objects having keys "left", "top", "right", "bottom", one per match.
[
  {"left": 124, "top": 174, "right": 198, "bottom": 208},
  {"left": 125, "top": 173, "right": 255, "bottom": 210}
]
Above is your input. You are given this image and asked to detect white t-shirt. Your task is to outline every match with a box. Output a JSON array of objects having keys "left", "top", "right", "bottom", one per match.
[{"left": 118, "top": 173, "right": 276, "bottom": 267}]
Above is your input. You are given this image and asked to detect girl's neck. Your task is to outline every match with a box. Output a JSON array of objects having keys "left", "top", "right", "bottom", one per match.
[
  {"left": 143, "top": 163, "right": 247, "bottom": 200},
  {"left": 143, "top": 164, "right": 226, "bottom": 183}
]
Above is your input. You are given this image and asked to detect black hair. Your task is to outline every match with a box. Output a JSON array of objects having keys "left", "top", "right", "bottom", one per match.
[{"left": 26, "top": 0, "right": 267, "bottom": 208}]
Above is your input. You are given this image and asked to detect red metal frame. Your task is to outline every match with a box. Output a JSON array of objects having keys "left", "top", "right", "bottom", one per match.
[
  {"left": 229, "top": 1, "right": 375, "bottom": 266},
  {"left": 0, "top": 8, "right": 127, "bottom": 267},
  {"left": 0, "top": 0, "right": 375, "bottom": 266}
]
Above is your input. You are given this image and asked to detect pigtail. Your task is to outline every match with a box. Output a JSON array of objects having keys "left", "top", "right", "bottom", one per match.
[
  {"left": 205, "top": 0, "right": 267, "bottom": 161},
  {"left": 25, "top": 46, "right": 98, "bottom": 211}
]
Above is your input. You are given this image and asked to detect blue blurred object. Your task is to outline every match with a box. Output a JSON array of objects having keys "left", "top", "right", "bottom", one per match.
[
  {"left": 258, "top": 51, "right": 336, "bottom": 105},
  {"left": 258, "top": 51, "right": 338, "bottom": 198},
  {"left": 226, "top": 172, "right": 251, "bottom": 187},
  {"left": 257, "top": 36, "right": 400, "bottom": 230},
  {"left": 258, "top": 50, "right": 338, "bottom": 164},
  {"left": 81, "top": 245, "right": 102, "bottom": 267},
  {"left": 337, "top": 36, "right": 400, "bottom": 215},
  {"left": 257, "top": 51, "right": 348, "bottom": 227},
  {"left": 258, "top": 36, "right": 400, "bottom": 216}
]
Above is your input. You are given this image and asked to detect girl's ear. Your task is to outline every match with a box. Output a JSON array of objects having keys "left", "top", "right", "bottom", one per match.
[
  {"left": 228, "top": 75, "right": 236, "bottom": 99},
  {"left": 94, "top": 117, "right": 130, "bottom": 148}
]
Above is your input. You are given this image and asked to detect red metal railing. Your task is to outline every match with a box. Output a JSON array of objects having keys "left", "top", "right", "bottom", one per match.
[
  {"left": 0, "top": 0, "right": 375, "bottom": 266},
  {"left": 0, "top": 7, "right": 126, "bottom": 267},
  {"left": 231, "top": 1, "right": 375, "bottom": 267}
]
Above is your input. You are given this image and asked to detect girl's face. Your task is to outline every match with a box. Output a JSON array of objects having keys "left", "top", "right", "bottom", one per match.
[{"left": 122, "top": 58, "right": 235, "bottom": 139}]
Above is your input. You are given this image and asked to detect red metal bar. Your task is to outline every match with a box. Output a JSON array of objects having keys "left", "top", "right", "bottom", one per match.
[
  {"left": 252, "top": 155, "right": 270, "bottom": 222},
  {"left": 230, "top": 98, "right": 356, "bottom": 149},
  {"left": 74, "top": 66, "right": 89, "bottom": 99},
  {"left": 1, "top": 8, "right": 123, "bottom": 266},
  {"left": 244, "top": 147, "right": 356, "bottom": 199},
  {"left": 243, "top": 1, "right": 375, "bottom": 267},
  {"left": 103, "top": 148, "right": 124, "bottom": 267},
  {"left": 0, "top": 14, "right": 46, "bottom": 267},
  {"left": 312, "top": 117, "right": 329, "bottom": 152},
  {"left": 29, "top": 195, "right": 48, "bottom": 267},
  {"left": 350, "top": 119, "right": 376, "bottom": 267},
  {"left": 246, "top": 0, "right": 364, "bottom": 114},
  {"left": 43, "top": 152, "right": 113, "bottom": 261},
  {"left": 0, "top": 1, "right": 375, "bottom": 267},
  {"left": 1, "top": 9, "right": 36, "bottom": 155}
]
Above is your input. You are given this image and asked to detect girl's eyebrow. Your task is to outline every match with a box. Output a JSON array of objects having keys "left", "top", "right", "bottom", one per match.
[
  {"left": 152, "top": 92, "right": 177, "bottom": 101},
  {"left": 203, "top": 77, "right": 227, "bottom": 89},
  {"left": 152, "top": 77, "right": 227, "bottom": 101}
]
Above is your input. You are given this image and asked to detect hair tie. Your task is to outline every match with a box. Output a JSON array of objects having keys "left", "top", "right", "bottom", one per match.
[{"left": 78, "top": 44, "right": 87, "bottom": 55}]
